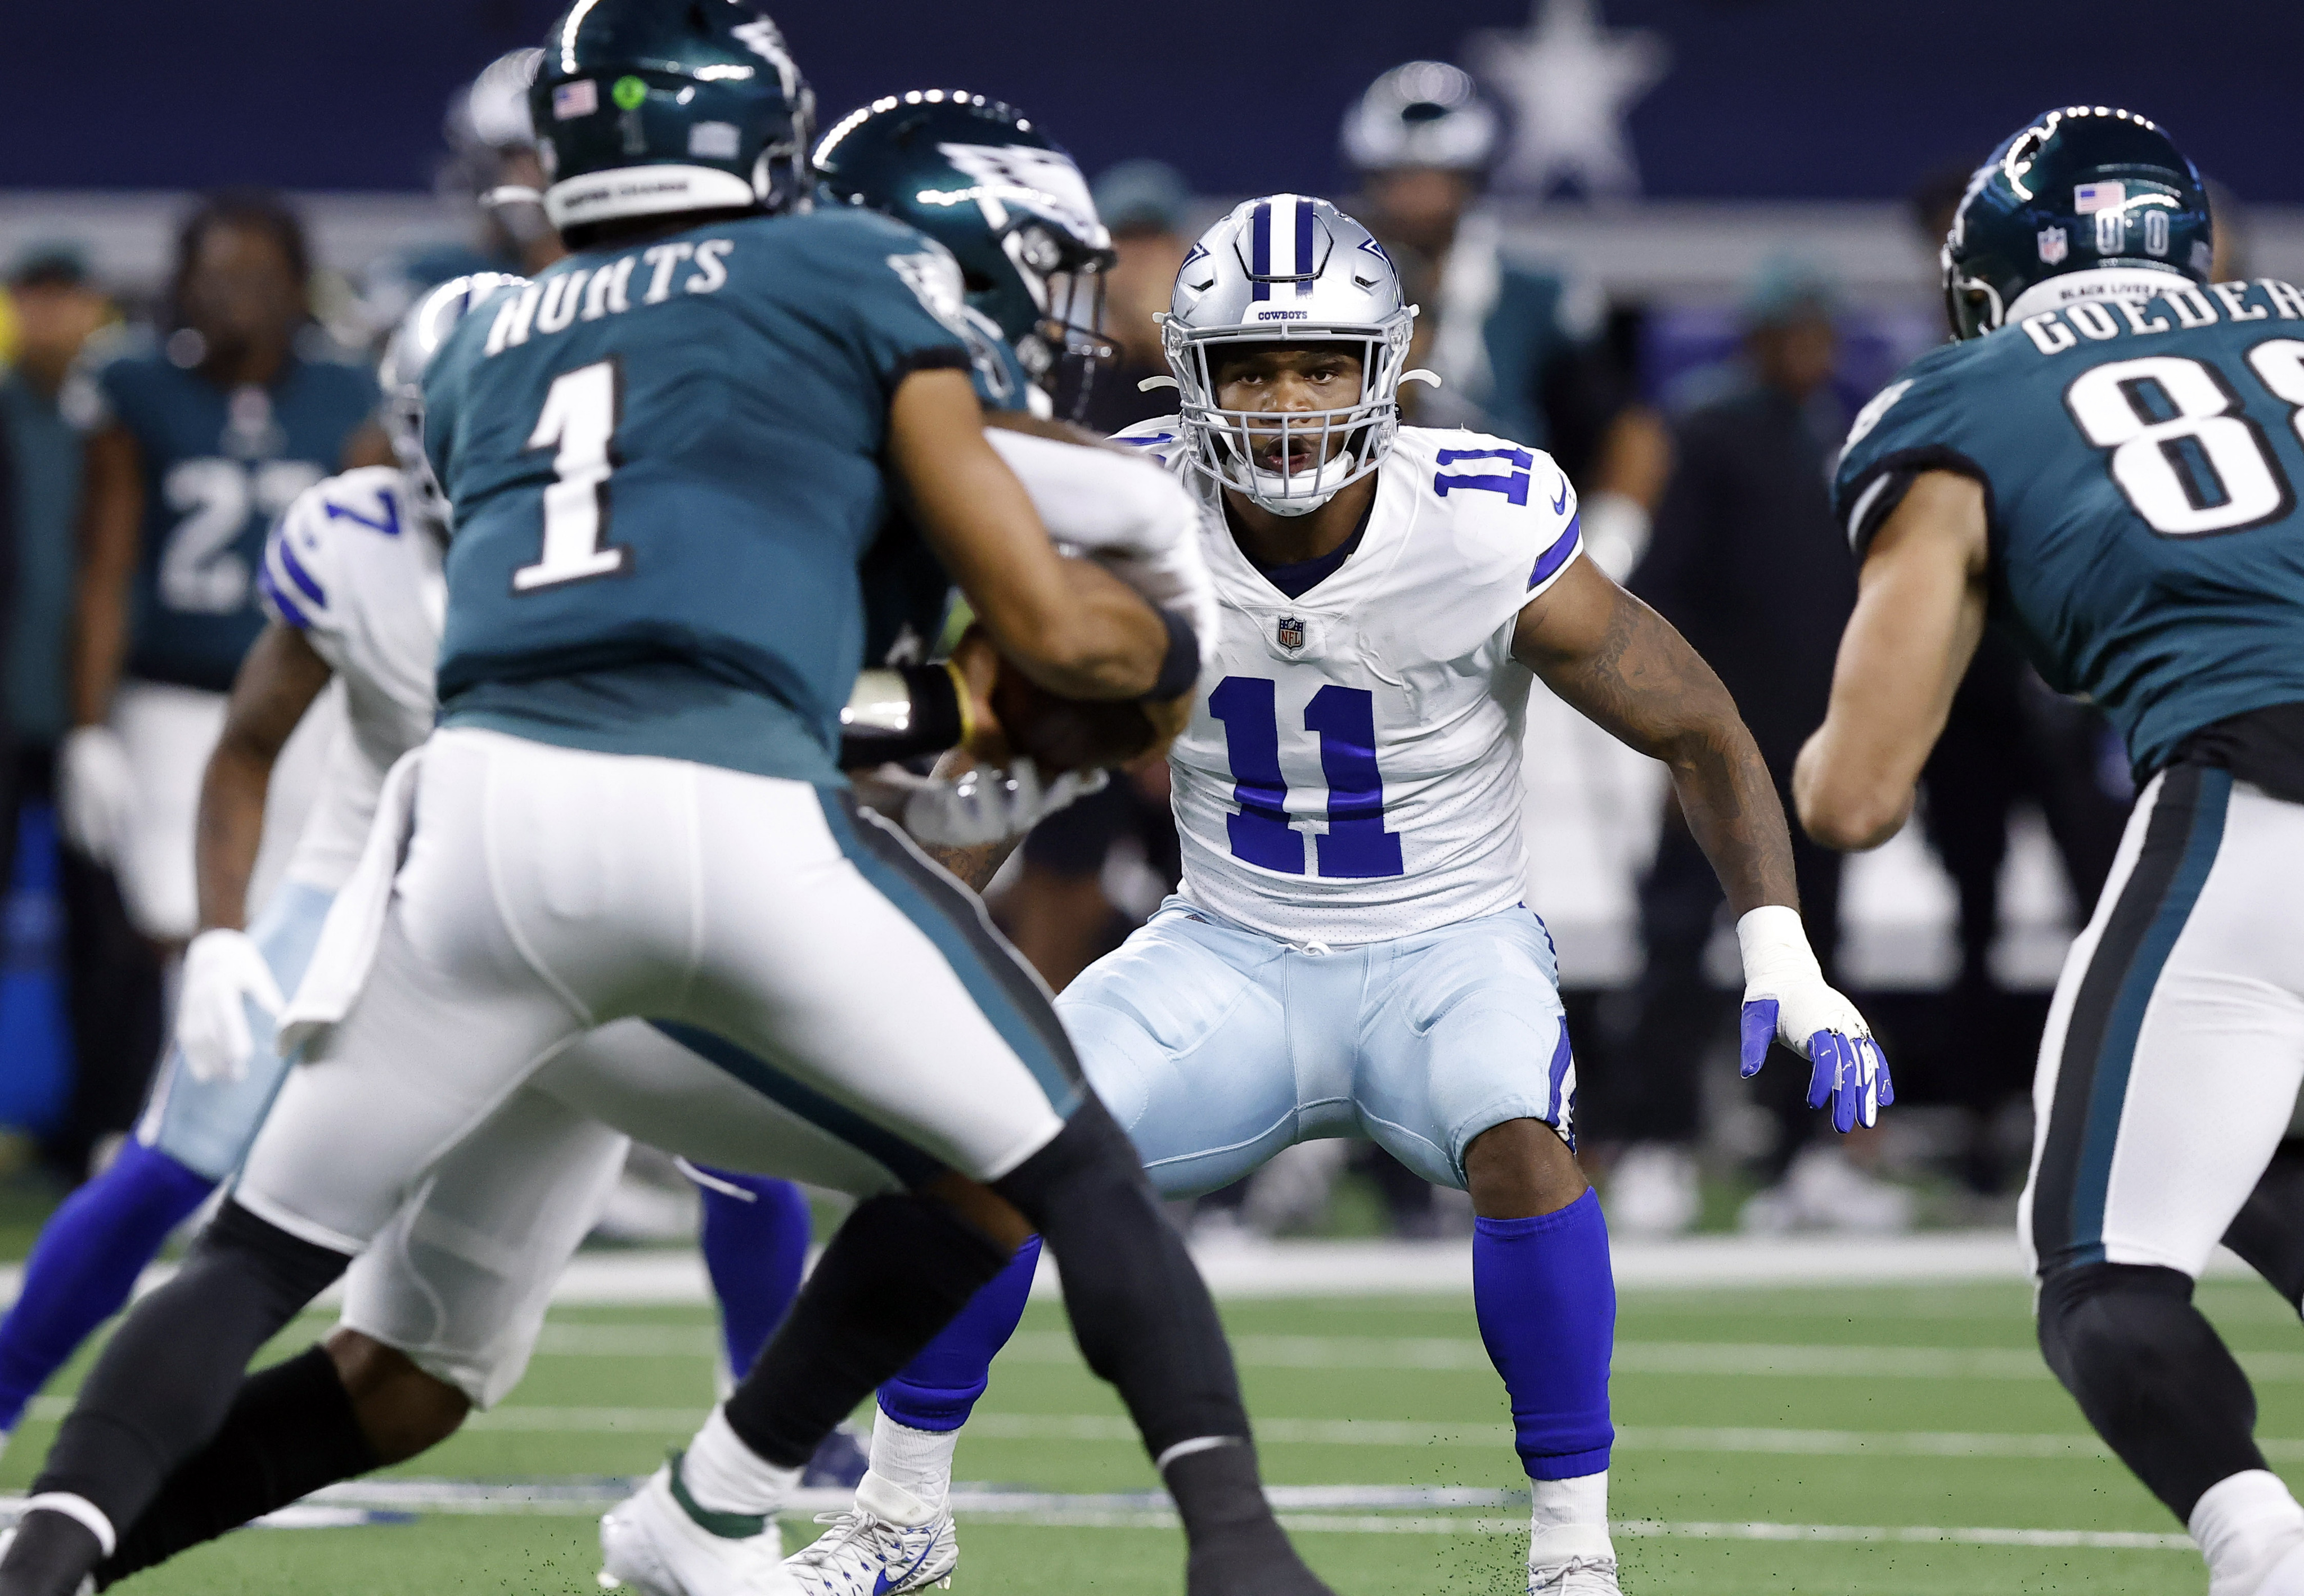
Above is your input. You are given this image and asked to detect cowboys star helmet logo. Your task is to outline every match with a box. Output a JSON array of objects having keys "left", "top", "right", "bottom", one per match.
[
  {"left": 1275, "top": 616, "right": 1307, "bottom": 653},
  {"left": 2036, "top": 225, "right": 2069, "bottom": 266}
]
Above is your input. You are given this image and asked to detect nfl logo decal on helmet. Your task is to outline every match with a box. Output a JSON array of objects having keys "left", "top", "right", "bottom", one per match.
[
  {"left": 1275, "top": 616, "right": 1306, "bottom": 653},
  {"left": 1941, "top": 105, "right": 2210, "bottom": 340}
]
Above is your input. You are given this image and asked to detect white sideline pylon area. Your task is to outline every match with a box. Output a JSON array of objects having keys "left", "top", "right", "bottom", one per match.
[{"left": 5, "top": 1229, "right": 2258, "bottom": 1312}]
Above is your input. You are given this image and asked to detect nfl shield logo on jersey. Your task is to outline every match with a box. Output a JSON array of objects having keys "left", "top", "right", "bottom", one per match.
[
  {"left": 2037, "top": 226, "right": 2069, "bottom": 266},
  {"left": 1276, "top": 615, "right": 1307, "bottom": 653}
]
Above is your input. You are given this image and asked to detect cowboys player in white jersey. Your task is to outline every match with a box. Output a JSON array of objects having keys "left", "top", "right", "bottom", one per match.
[{"left": 785, "top": 194, "right": 1890, "bottom": 1596}]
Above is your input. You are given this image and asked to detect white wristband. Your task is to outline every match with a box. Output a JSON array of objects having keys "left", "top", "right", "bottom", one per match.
[{"left": 1736, "top": 904, "right": 1821, "bottom": 992}]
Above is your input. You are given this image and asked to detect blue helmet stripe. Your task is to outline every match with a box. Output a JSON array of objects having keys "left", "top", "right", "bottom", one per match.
[
  {"left": 1250, "top": 199, "right": 1272, "bottom": 302},
  {"left": 1295, "top": 196, "right": 1316, "bottom": 298}
]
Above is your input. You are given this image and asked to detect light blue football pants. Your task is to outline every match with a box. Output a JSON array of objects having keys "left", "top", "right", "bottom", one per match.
[{"left": 1056, "top": 896, "right": 1577, "bottom": 1195}]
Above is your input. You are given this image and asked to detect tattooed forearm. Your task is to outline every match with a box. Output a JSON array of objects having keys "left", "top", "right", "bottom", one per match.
[{"left": 1517, "top": 569, "right": 1798, "bottom": 917}]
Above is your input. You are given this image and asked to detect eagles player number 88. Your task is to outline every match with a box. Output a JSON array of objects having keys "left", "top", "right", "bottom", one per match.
[
  {"left": 515, "top": 358, "right": 633, "bottom": 591},
  {"left": 2064, "top": 338, "right": 2304, "bottom": 537}
]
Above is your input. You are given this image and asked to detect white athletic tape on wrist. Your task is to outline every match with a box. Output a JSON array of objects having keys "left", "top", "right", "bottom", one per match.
[{"left": 1735, "top": 904, "right": 1822, "bottom": 993}]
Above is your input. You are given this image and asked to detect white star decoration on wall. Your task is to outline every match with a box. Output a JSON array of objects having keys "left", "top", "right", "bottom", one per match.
[{"left": 1468, "top": 0, "right": 1672, "bottom": 199}]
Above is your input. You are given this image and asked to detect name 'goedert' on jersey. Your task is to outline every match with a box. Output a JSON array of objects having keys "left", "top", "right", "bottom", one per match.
[
  {"left": 1118, "top": 417, "right": 1583, "bottom": 944},
  {"left": 1837, "top": 277, "right": 2304, "bottom": 777}
]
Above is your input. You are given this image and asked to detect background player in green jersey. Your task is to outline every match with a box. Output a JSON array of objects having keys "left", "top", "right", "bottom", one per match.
[
  {"left": 0, "top": 6, "right": 1331, "bottom": 1596},
  {"left": 1801, "top": 107, "right": 2304, "bottom": 1596},
  {"left": 61, "top": 193, "right": 379, "bottom": 945}
]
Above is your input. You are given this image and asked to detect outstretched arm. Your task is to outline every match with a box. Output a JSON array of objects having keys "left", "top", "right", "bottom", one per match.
[
  {"left": 1794, "top": 470, "right": 1991, "bottom": 852},
  {"left": 1514, "top": 555, "right": 1889, "bottom": 1130},
  {"left": 1511, "top": 555, "right": 1794, "bottom": 916}
]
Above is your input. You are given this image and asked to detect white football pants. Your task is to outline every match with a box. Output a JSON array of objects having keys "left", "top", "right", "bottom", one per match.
[
  {"left": 237, "top": 726, "right": 1080, "bottom": 1261},
  {"left": 2021, "top": 767, "right": 2304, "bottom": 1280}
]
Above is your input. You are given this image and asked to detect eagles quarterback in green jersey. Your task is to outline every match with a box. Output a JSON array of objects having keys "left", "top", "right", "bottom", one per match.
[
  {"left": 0, "top": 7, "right": 1330, "bottom": 1596},
  {"left": 1800, "top": 107, "right": 2304, "bottom": 1596}
]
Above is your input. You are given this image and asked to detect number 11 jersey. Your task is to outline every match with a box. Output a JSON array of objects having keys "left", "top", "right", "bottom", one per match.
[
  {"left": 1114, "top": 417, "right": 1583, "bottom": 945},
  {"left": 1836, "top": 277, "right": 2304, "bottom": 779}
]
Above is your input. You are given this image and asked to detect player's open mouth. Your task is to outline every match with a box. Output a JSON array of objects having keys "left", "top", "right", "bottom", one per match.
[{"left": 1257, "top": 437, "right": 1323, "bottom": 476}]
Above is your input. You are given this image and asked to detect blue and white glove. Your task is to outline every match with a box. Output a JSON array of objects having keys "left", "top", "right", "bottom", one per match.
[{"left": 1736, "top": 905, "right": 1892, "bottom": 1134}]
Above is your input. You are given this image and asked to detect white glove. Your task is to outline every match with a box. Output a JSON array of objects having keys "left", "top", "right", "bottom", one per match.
[
  {"left": 902, "top": 760, "right": 1109, "bottom": 848},
  {"left": 1735, "top": 905, "right": 1893, "bottom": 1133},
  {"left": 58, "top": 725, "right": 136, "bottom": 864},
  {"left": 177, "top": 928, "right": 287, "bottom": 1085}
]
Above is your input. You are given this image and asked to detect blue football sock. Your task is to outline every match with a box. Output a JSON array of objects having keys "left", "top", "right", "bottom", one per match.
[
  {"left": 1474, "top": 1189, "right": 1616, "bottom": 1480},
  {"left": 0, "top": 1141, "right": 214, "bottom": 1431},
  {"left": 877, "top": 1235, "right": 1042, "bottom": 1432},
  {"left": 693, "top": 1167, "right": 813, "bottom": 1377}
]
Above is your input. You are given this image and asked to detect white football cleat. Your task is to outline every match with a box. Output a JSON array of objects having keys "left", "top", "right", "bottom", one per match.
[
  {"left": 784, "top": 1472, "right": 957, "bottom": 1595},
  {"left": 1529, "top": 1555, "right": 1621, "bottom": 1594},
  {"left": 598, "top": 1454, "right": 798, "bottom": 1595}
]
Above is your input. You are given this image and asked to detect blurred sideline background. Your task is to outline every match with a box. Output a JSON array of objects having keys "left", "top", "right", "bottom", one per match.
[{"left": 1, "top": 0, "right": 2300, "bottom": 1253}]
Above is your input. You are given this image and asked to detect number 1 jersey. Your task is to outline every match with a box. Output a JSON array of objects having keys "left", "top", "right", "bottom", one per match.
[
  {"left": 1836, "top": 277, "right": 2304, "bottom": 777},
  {"left": 1115, "top": 418, "right": 1583, "bottom": 944},
  {"left": 420, "top": 209, "right": 976, "bottom": 783}
]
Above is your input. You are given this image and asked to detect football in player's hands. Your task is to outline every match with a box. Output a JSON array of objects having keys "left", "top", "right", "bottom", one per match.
[{"left": 989, "top": 662, "right": 1163, "bottom": 772}]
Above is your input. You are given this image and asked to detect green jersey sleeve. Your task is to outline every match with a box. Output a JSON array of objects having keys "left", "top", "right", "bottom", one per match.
[{"left": 1832, "top": 342, "right": 1987, "bottom": 557}]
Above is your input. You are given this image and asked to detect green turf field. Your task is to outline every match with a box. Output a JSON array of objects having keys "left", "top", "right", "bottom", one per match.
[{"left": 6, "top": 1271, "right": 2292, "bottom": 1594}]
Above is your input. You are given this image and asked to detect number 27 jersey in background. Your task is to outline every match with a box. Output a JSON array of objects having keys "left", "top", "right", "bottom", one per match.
[
  {"left": 1836, "top": 278, "right": 2304, "bottom": 779},
  {"left": 1115, "top": 417, "right": 1583, "bottom": 945}
]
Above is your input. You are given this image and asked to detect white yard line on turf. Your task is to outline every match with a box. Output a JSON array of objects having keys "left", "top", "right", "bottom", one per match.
[
  {"left": 30, "top": 1230, "right": 2271, "bottom": 1310},
  {"left": 23, "top": 1393, "right": 2287, "bottom": 1465},
  {"left": 998, "top": 1332, "right": 2304, "bottom": 1382},
  {"left": 0, "top": 1482, "right": 2195, "bottom": 1550}
]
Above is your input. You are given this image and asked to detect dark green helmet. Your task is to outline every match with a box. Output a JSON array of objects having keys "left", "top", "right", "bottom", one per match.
[
  {"left": 814, "top": 91, "right": 1114, "bottom": 398},
  {"left": 530, "top": 0, "right": 814, "bottom": 237},
  {"left": 1943, "top": 105, "right": 2211, "bottom": 341}
]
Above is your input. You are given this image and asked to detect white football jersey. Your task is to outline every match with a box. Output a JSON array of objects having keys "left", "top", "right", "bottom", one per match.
[
  {"left": 258, "top": 466, "right": 445, "bottom": 892},
  {"left": 1115, "top": 419, "right": 1584, "bottom": 943}
]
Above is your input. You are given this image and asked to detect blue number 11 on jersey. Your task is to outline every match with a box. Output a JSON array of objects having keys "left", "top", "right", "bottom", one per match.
[{"left": 1208, "top": 676, "right": 1404, "bottom": 878}]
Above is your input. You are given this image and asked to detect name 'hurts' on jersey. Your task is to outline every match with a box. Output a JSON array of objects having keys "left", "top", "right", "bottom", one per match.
[
  {"left": 421, "top": 208, "right": 982, "bottom": 784},
  {"left": 1838, "top": 271, "right": 2304, "bottom": 781}
]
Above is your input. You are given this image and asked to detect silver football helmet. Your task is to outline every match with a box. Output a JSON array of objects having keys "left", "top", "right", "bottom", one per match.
[
  {"left": 377, "top": 273, "right": 526, "bottom": 529},
  {"left": 1162, "top": 194, "right": 1417, "bottom": 515}
]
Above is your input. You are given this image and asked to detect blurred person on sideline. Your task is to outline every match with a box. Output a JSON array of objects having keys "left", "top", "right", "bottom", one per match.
[
  {"left": 1898, "top": 167, "right": 2132, "bottom": 1197},
  {"left": 56, "top": 192, "right": 375, "bottom": 1178},
  {"left": 3, "top": 247, "right": 179, "bottom": 1181},
  {"left": 357, "top": 49, "right": 568, "bottom": 338},
  {"left": 1342, "top": 61, "right": 1667, "bottom": 577},
  {"left": 1074, "top": 159, "right": 1194, "bottom": 435},
  {"left": 1605, "top": 259, "right": 1908, "bottom": 1238}
]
